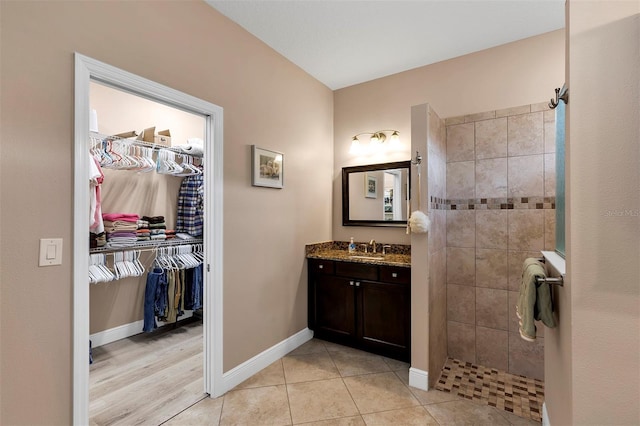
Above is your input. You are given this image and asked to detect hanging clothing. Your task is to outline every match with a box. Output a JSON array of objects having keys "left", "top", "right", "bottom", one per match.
[
  {"left": 143, "top": 268, "right": 166, "bottom": 332},
  {"left": 176, "top": 174, "right": 204, "bottom": 237},
  {"left": 89, "top": 154, "right": 105, "bottom": 234},
  {"left": 142, "top": 265, "right": 203, "bottom": 332}
]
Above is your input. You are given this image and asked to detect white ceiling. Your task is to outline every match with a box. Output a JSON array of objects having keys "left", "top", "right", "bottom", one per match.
[{"left": 206, "top": 0, "right": 565, "bottom": 90}]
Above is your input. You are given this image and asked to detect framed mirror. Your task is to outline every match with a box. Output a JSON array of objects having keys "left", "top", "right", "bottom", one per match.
[{"left": 342, "top": 161, "right": 411, "bottom": 227}]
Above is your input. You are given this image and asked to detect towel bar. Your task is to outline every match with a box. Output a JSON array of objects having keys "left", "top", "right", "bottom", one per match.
[
  {"left": 535, "top": 257, "right": 565, "bottom": 286},
  {"left": 535, "top": 276, "right": 564, "bottom": 287}
]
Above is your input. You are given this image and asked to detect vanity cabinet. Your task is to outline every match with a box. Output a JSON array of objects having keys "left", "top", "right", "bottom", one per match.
[{"left": 308, "top": 258, "right": 410, "bottom": 361}]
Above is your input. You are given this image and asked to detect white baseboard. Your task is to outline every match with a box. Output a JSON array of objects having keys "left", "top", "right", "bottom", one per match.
[
  {"left": 542, "top": 402, "right": 550, "bottom": 426},
  {"left": 90, "top": 311, "right": 194, "bottom": 348},
  {"left": 408, "top": 367, "right": 429, "bottom": 391},
  {"left": 222, "top": 328, "right": 314, "bottom": 392}
]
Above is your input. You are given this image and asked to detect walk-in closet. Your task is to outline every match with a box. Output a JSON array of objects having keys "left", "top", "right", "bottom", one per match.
[{"left": 87, "top": 82, "right": 208, "bottom": 425}]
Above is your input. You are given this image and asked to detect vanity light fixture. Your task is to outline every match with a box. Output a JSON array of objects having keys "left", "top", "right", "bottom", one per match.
[{"left": 350, "top": 130, "right": 400, "bottom": 154}]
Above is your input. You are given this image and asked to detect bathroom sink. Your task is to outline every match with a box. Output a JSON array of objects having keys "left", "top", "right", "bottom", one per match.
[{"left": 348, "top": 255, "right": 385, "bottom": 261}]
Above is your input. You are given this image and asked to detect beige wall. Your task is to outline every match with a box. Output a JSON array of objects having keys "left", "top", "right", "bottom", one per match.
[
  {"left": 0, "top": 1, "right": 333, "bottom": 424},
  {"left": 90, "top": 81, "right": 205, "bottom": 146},
  {"left": 333, "top": 29, "right": 565, "bottom": 245},
  {"left": 546, "top": 1, "right": 640, "bottom": 425}
]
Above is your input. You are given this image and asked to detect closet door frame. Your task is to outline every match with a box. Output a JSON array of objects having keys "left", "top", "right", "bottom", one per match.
[{"left": 73, "top": 53, "right": 224, "bottom": 425}]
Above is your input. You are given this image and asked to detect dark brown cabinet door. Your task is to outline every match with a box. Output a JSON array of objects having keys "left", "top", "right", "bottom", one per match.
[
  {"left": 313, "top": 275, "right": 356, "bottom": 340},
  {"left": 357, "top": 280, "right": 410, "bottom": 361},
  {"left": 308, "top": 258, "right": 410, "bottom": 361}
]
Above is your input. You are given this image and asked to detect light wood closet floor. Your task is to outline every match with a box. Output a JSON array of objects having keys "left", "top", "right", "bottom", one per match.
[{"left": 89, "top": 320, "right": 205, "bottom": 426}]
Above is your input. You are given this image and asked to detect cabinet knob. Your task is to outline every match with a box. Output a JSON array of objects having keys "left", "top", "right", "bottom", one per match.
[
  {"left": 392, "top": 272, "right": 398, "bottom": 278},
  {"left": 355, "top": 282, "right": 360, "bottom": 287},
  {"left": 318, "top": 265, "right": 324, "bottom": 269}
]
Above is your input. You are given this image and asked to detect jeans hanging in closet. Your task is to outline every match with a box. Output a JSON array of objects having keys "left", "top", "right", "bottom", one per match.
[
  {"left": 192, "top": 264, "right": 203, "bottom": 310},
  {"left": 143, "top": 267, "right": 167, "bottom": 332}
]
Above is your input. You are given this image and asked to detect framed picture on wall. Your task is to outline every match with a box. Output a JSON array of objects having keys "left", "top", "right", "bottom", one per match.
[
  {"left": 365, "top": 174, "right": 377, "bottom": 198},
  {"left": 251, "top": 145, "right": 284, "bottom": 188}
]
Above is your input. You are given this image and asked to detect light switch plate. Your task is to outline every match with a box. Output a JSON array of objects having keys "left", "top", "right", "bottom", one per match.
[{"left": 39, "top": 238, "right": 63, "bottom": 266}]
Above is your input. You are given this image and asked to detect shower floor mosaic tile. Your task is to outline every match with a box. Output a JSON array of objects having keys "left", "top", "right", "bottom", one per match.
[{"left": 435, "top": 357, "right": 545, "bottom": 422}]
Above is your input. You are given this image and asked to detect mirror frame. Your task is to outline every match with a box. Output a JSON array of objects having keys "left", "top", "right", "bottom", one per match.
[{"left": 342, "top": 160, "right": 411, "bottom": 227}]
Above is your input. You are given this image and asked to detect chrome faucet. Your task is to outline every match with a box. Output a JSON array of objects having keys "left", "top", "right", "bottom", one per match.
[
  {"left": 382, "top": 245, "right": 392, "bottom": 255},
  {"left": 369, "top": 239, "right": 377, "bottom": 253}
]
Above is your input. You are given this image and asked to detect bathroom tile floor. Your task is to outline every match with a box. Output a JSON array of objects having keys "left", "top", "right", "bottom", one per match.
[
  {"left": 435, "top": 357, "right": 545, "bottom": 423},
  {"left": 164, "top": 338, "right": 541, "bottom": 425}
]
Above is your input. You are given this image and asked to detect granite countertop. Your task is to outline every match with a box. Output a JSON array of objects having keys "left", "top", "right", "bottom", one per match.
[{"left": 306, "top": 242, "right": 411, "bottom": 267}]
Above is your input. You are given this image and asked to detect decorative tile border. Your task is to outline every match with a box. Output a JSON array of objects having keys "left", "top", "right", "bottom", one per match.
[
  {"left": 430, "top": 196, "right": 556, "bottom": 211},
  {"left": 436, "top": 357, "right": 544, "bottom": 422},
  {"left": 430, "top": 196, "right": 448, "bottom": 210}
]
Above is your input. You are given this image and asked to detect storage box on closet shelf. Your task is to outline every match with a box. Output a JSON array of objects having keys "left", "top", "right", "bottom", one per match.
[{"left": 89, "top": 130, "right": 203, "bottom": 159}]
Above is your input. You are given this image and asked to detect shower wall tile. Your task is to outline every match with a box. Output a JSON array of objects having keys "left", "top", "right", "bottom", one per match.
[
  {"left": 445, "top": 115, "right": 466, "bottom": 126},
  {"left": 475, "top": 210, "right": 508, "bottom": 249},
  {"left": 447, "top": 321, "right": 476, "bottom": 364},
  {"left": 530, "top": 102, "right": 550, "bottom": 113},
  {"left": 509, "top": 333, "right": 544, "bottom": 381},
  {"left": 476, "top": 327, "right": 509, "bottom": 372},
  {"left": 544, "top": 153, "right": 556, "bottom": 197},
  {"left": 476, "top": 158, "right": 507, "bottom": 198},
  {"left": 429, "top": 210, "right": 447, "bottom": 254},
  {"left": 476, "top": 288, "right": 508, "bottom": 330},
  {"left": 428, "top": 158, "right": 446, "bottom": 204},
  {"left": 447, "top": 284, "right": 476, "bottom": 324},
  {"left": 446, "top": 210, "right": 476, "bottom": 248},
  {"left": 508, "top": 155, "right": 544, "bottom": 197},
  {"left": 544, "top": 109, "right": 556, "bottom": 153},
  {"left": 465, "top": 111, "right": 495, "bottom": 123},
  {"left": 508, "top": 209, "right": 545, "bottom": 251},
  {"left": 507, "top": 250, "right": 543, "bottom": 292},
  {"left": 444, "top": 104, "right": 550, "bottom": 379},
  {"left": 508, "top": 112, "right": 544, "bottom": 156},
  {"left": 447, "top": 123, "right": 475, "bottom": 162},
  {"left": 496, "top": 105, "right": 530, "bottom": 118},
  {"left": 446, "top": 161, "right": 475, "bottom": 199},
  {"left": 475, "top": 249, "right": 508, "bottom": 290},
  {"left": 544, "top": 209, "right": 556, "bottom": 251},
  {"left": 429, "top": 132, "right": 447, "bottom": 199},
  {"left": 475, "top": 117, "right": 507, "bottom": 159},
  {"left": 447, "top": 247, "right": 476, "bottom": 286},
  {"left": 429, "top": 249, "right": 447, "bottom": 314}
]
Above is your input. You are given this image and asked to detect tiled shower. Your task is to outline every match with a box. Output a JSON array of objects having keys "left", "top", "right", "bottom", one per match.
[{"left": 443, "top": 102, "right": 556, "bottom": 381}]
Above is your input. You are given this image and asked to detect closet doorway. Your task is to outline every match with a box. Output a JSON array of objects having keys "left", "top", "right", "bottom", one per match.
[{"left": 73, "top": 54, "right": 224, "bottom": 425}]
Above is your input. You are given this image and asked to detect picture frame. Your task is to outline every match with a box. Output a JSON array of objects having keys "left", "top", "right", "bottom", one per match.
[
  {"left": 365, "top": 174, "right": 377, "bottom": 198},
  {"left": 251, "top": 145, "right": 284, "bottom": 188}
]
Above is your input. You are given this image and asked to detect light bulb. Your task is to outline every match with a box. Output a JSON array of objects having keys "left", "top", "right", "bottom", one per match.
[
  {"left": 350, "top": 136, "right": 361, "bottom": 154},
  {"left": 390, "top": 131, "right": 400, "bottom": 145}
]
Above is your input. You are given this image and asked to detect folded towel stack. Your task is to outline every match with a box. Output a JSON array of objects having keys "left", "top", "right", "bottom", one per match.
[
  {"left": 181, "top": 138, "right": 204, "bottom": 156},
  {"left": 142, "top": 216, "right": 166, "bottom": 240},
  {"left": 136, "top": 218, "right": 150, "bottom": 242},
  {"left": 103, "top": 213, "right": 139, "bottom": 248},
  {"left": 516, "top": 258, "right": 557, "bottom": 341}
]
